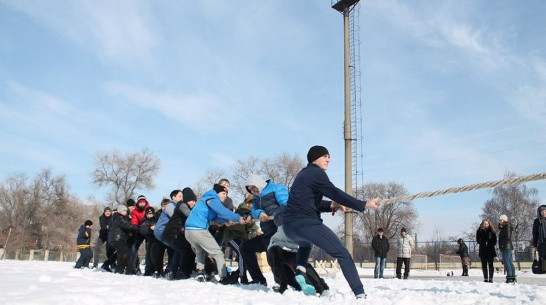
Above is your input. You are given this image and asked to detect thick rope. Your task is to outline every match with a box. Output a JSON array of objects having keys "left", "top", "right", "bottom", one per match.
[{"left": 377, "top": 172, "right": 546, "bottom": 206}]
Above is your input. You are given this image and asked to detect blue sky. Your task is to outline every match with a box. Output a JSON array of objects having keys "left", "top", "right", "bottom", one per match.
[{"left": 1, "top": 0, "right": 545, "bottom": 241}]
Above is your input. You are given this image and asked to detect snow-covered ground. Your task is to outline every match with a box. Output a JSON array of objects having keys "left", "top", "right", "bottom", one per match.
[{"left": 1, "top": 260, "right": 545, "bottom": 305}]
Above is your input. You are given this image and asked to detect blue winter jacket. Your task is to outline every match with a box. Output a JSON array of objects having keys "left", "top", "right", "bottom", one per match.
[
  {"left": 284, "top": 163, "right": 368, "bottom": 224},
  {"left": 250, "top": 180, "right": 289, "bottom": 219},
  {"left": 185, "top": 190, "right": 241, "bottom": 230}
]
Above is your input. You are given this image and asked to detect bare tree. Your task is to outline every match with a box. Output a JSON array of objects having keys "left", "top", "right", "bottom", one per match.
[
  {"left": 90, "top": 148, "right": 160, "bottom": 205},
  {"left": 481, "top": 171, "right": 540, "bottom": 249},
  {"left": 230, "top": 153, "right": 304, "bottom": 201},
  {"left": 354, "top": 182, "right": 418, "bottom": 241},
  {"left": 0, "top": 169, "right": 84, "bottom": 256},
  {"left": 194, "top": 168, "right": 228, "bottom": 199}
]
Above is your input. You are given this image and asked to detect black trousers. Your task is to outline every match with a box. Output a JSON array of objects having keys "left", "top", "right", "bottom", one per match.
[
  {"left": 396, "top": 257, "right": 411, "bottom": 278},
  {"left": 480, "top": 257, "right": 494, "bottom": 280},
  {"left": 267, "top": 246, "right": 300, "bottom": 291},
  {"left": 240, "top": 235, "right": 271, "bottom": 282},
  {"left": 112, "top": 240, "right": 134, "bottom": 275}
]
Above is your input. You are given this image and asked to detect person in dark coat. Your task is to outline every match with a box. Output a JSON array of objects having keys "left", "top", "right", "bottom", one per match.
[
  {"left": 93, "top": 207, "right": 112, "bottom": 269},
  {"left": 283, "top": 145, "right": 379, "bottom": 299},
  {"left": 74, "top": 220, "right": 93, "bottom": 269},
  {"left": 109, "top": 204, "right": 139, "bottom": 275},
  {"left": 476, "top": 219, "right": 497, "bottom": 282},
  {"left": 140, "top": 207, "right": 157, "bottom": 276},
  {"left": 455, "top": 238, "right": 469, "bottom": 276},
  {"left": 371, "top": 228, "right": 390, "bottom": 279},
  {"left": 162, "top": 187, "right": 198, "bottom": 280},
  {"left": 498, "top": 214, "right": 516, "bottom": 283},
  {"left": 532, "top": 205, "right": 546, "bottom": 273}
]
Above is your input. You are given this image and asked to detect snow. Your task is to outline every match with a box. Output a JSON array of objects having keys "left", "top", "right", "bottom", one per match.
[{"left": 1, "top": 260, "right": 545, "bottom": 305}]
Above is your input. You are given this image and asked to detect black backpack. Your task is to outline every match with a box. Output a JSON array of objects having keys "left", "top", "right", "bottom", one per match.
[{"left": 532, "top": 257, "right": 545, "bottom": 274}]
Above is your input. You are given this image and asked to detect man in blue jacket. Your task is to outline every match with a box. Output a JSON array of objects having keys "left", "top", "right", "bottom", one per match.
[
  {"left": 240, "top": 174, "right": 289, "bottom": 286},
  {"left": 185, "top": 184, "right": 250, "bottom": 284},
  {"left": 283, "top": 145, "right": 379, "bottom": 299}
]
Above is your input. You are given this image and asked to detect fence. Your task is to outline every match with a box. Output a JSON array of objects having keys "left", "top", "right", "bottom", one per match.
[
  {"left": 1, "top": 239, "right": 537, "bottom": 272},
  {"left": 311, "top": 239, "right": 536, "bottom": 271}
]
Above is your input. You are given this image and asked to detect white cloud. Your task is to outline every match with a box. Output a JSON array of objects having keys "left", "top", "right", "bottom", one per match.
[
  {"left": 3, "top": 0, "right": 158, "bottom": 66},
  {"left": 509, "top": 59, "right": 546, "bottom": 126},
  {"left": 103, "top": 81, "right": 241, "bottom": 131}
]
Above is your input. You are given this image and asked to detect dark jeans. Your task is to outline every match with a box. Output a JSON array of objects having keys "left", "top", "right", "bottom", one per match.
[
  {"left": 240, "top": 235, "right": 271, "bottom": 282},
  {"left": 396, "top": 257, "right": 410, "bottom": 279},
  {"left": 284, "top": 218, "right": 364, "bottom": 296},
  {"left": 131, "top": 233, "right": 145, "bottom": 271},
  {"left": 75, "top": 248, "right": 93, "bottom": 268},
  {"left": 158, "top": 233, "right": 196, "bottom": 277}
]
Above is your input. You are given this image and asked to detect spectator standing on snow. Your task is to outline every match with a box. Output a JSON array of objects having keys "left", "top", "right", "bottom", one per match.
[
  {"left": 533, "top": 205, "right": 546, "bottom": 273},
  {"left": 74, "top": 220, "right": 93, "bottom": 269},
  {"left": 372, "top": 228, "right": 389, "bottom": 279},
  {"left": 498, "top": 214, "right": 516, "bottom": 283},
  {"left": 456, "top": 238, "right": 469, "bottom": 276},
  {"left": 396, "top": 227, "right": 414, "bottom": 279},
  {"left": 476, "top": 219, "right": 497, "bottom": 283}
]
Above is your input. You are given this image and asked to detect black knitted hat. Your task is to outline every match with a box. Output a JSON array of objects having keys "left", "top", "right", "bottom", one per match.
[{"left": 307, "top": 145, "right": 329, "bottom": 163}]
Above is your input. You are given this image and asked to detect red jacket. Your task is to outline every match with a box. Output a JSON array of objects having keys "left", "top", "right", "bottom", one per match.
[{"left": 131, "top": 198, "right": 150, "bottom": 225}]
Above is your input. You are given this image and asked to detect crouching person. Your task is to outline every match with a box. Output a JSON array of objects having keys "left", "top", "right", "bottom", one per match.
[{"left": 267, "top": 206, "right": 328, "bottom": 295}]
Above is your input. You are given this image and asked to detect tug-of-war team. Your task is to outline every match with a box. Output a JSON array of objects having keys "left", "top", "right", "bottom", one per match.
[{"left": 74, "top": 145, "right": 546, "bottom": 299}]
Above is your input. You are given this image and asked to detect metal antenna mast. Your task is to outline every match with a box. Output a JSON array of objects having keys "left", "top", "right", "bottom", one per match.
[{"left": 331, "top": 0, "right": 362, "bottom": 256}]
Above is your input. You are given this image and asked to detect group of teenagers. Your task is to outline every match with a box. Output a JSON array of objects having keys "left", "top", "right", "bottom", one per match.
[{"left": 75, "top": 145, "right": 381, "bottom": 299}]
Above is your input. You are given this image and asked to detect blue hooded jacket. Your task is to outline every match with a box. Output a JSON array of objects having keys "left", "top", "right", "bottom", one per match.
[{"left": 185, "top": 189, "right": 241, "bottom": 230}]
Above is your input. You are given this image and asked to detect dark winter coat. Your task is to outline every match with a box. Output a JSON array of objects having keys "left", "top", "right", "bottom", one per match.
[
  {"left": 371, "top": 234, "right": 390, "bottom": 258},
  {"left": 162, "top": 201, "right": 192, "bottom": 244},
  {"left": 532, "top": 205, "right": 546, "bottom": 258},
  {"left": 140, "top": 216, "right": 157, "bottom": 243},
  {"left": 476, "top": 228, "right": 497, "bottom": 259},
  {"left": 284, "top": 163, "right": 369, "bottom": 224},
  {"left": 98, "top": 213, "right": 111, "bottom": 242},
  {"left": 498, "top": 223, "right": 514, "bottom": 251},
  {"left": 108, "top": 212, "right": 138, "bottom": 243},
  {"left": 76, "top": 225, "right": 92, "bottom": 249},
  {"left": 456, "top": 241, "right": 469, "bottom": 258}
]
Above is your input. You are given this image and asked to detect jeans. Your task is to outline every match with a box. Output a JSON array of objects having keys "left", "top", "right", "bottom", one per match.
[
  {"left": 501, "top": 249, "right": 515, "bottom": 278},
  {"left": 374, "top": 256, "right": 386, "bottom": 278}
]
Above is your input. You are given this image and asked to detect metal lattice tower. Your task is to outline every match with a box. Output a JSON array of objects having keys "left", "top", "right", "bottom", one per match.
[{"left": 332, "top": 0, "right": 362, "bottom": 255}]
